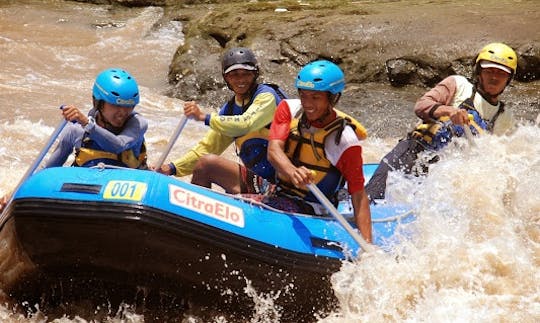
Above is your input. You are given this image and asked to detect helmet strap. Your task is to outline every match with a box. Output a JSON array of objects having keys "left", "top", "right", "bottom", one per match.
[
  {"left": 300, "top": 92, "right": 340, "bottom": 126},
  {"left": 476, "top": 85, "right": 502, "bottom": 105},
  {"left": 475, "top": 63, "right": 513, "bottom": 99},
  {"left": 93, "top": 99, "right": 123, "bottom": 134},
  {"left": 226, "top": 73, "right": 259, "bottom": 104},
  {"left": 223, "top": 70, "right": 259, "bottom": 91},
  {"left": 92, "top": 96, "right": 102, "bottom": 111},
  {"left": 318, "top": 108, "right": 332, "bottom": 124},
  {"left": 474, "top": 64, "right": 509, "bottom": 104},
  {"left": 311, "top": 93, "right": 338, "bottom": 125},
  {"left": 329, "top": 93, "right": 341, "bottom": 107}
]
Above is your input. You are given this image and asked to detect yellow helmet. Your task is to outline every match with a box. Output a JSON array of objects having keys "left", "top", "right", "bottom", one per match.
[{"left": 476, "top": 42, "right": 517, "bottom": 74}]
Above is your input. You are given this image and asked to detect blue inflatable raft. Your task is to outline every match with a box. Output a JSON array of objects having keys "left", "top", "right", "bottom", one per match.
[{"left": 0, "top": 164, "right": 413, "bottom": 321}]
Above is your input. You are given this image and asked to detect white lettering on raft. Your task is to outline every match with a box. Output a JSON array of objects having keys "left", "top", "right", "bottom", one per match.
[{"left": 168, "top": 184, "right": 245, "bottom": 228}]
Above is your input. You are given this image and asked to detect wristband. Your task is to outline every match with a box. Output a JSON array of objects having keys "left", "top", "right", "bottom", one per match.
[
  {"left": 204, "top": 113, "right": 211, "bottom": 126},
  {"left": 168, "top": 162, "right": 177, "bottom": 176},
  {"left": 428, "top": 104, "right": 442, "bottom": 120}
]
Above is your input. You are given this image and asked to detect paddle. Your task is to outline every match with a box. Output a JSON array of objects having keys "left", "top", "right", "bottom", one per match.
[
  {"left": 462, "top": 114, "right": 477, "bottom": 147},
  {"left": 307, "top": 183, "right": 377, "bottom": 253},
  {"left": 462, "top": 121, "right": 476, "bottom": 147},
  {"left": 0, "top": 117, "right": 67, "bottom": 220},
  {"left": 154, "top": 115, "right": 188, "bottom": 170}
]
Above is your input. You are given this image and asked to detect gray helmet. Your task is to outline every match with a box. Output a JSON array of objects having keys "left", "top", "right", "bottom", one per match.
[{"left": 222, "top": 47, "right": 258, "bottom": 74}]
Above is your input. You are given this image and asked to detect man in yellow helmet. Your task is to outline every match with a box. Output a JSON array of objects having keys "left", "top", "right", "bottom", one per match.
[{"left": 365, "top": 42, "right": 518, "bottom": 201}]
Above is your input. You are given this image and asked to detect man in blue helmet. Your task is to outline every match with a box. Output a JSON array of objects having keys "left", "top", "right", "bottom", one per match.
[
  {"left": 44, "top": 68, "right": 148, "bottom": 169},
  {"left": 155, "top": 47, "right": 288, "bottom": 194},
  {"left": 0, "top": 68, "right": 148, "bottom": 212},
  {"left": 264, "top": 60, "right": 372, "bottom": 243}
]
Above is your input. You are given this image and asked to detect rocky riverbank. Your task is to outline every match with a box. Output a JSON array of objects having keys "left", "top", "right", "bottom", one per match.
[{"left": 75, "top": 0, "right": 540, "bottom": 136}]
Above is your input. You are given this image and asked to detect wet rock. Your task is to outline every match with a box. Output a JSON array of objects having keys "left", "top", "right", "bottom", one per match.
[
  {"left": 71, "top": 0, "right": 234, "bottom": 6},
  {"left": 386, "top": 59, "right": 418, "bottom": 86},
  {"left": 160, "top": 0, "right": 540, "bottom": 113},
  {"left": 385, "top": 57, "right": 455, "bottom": 88},
  {"left": 515, "top": 44, "right": 540, "bottom": 82},
  {"left": 71, "top": 0, "right": 540, "bottom": 125}
]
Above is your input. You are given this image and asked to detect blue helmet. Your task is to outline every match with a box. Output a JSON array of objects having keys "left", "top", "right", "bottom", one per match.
[
  {"left": 92, "top": 68, "right": 140, "bottom": 107},
  {"left": 295, "top": 60, "right": 345, "bottom": 95}
]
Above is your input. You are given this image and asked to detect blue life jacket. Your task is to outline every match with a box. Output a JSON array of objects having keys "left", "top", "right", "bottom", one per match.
[
  {"left": 220, "top": 83, "right": 288, "bottom": 179},
  {"left": 410, "top": 92, "right": 502, "bottom": 150}
]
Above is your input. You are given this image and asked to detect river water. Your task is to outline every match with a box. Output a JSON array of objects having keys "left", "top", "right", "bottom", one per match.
[{"left": 0, "top": 1, "right": 539, "bottom": 322}]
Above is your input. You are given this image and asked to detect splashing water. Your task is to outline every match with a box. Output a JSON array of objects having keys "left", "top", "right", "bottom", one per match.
[{"left": 324, "top": 124, "right": 540, "bottom": 322}]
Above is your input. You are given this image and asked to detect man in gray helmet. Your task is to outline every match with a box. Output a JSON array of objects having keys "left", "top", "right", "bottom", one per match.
[{"left": 155, "top": 47, "right": 288, "bottom": 194}]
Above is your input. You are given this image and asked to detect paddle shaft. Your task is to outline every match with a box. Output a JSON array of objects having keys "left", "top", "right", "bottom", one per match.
[
  {"left": 307, "top": 183, "right": 376, "bottom": 253},
  {"left": 463, "top": 124, "right": 476, "bottom": 147},
  {"left": 154, "top": 115, "right": 188, "bottom": 168},
  {"left": 0, "top": 118, "right": 67, "bottom": 220},
  {"left": 460, "top": 113, "right": 478, "bottom": 147}
]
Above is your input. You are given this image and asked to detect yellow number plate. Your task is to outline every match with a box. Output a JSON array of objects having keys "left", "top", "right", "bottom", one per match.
[{"left": 103, "top": 181, "right": 147, "bottom": 201}]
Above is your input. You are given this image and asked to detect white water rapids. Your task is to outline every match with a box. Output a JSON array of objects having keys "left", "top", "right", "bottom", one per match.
[{"left": 0, "top": 1, "right": 538, "bottom": 322}]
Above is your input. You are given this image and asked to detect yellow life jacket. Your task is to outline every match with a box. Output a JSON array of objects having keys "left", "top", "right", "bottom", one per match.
[
  {"left": 409, "top": 116, "right": 486, "bottom": 149},
  {"left": 233, "top": 127, "right": 269, "bottom": 149},
  {"left": 335, "top": 109, "right": 368, "bottom": 140},
  {"left": 75, "top": 141, "right": 147, "bottom": 169},
  {"left": 409, "top": 117, "right": 451, "bottom": 146},
  {"left": 278, "top": 109, "right": 367, "bottom": 200}
]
